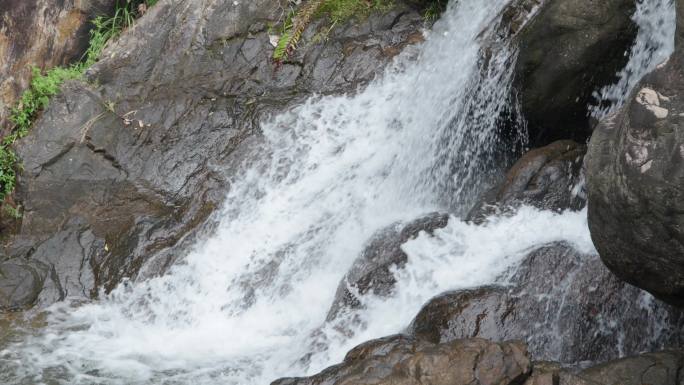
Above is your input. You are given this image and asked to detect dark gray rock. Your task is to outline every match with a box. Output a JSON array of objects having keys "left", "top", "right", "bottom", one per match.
[
  {"left": 0, "top": 258, "right": 48, "bottom": 311},
  {"left": 326, "top": 213, "right": 449, "bottom": 321},
  {"left": 0, "top": 0, "right": 426, "bottom": 311},
  {"left": 585, "top": 0, "right": 684, "bottom": 307},
  {"left": 468, "top": 140, "right": 586, "bottom": 222},
  {"left": 272, "top": 336, "right": 531, "bottom": 385},
  {"left": 0, "top": 0, "right": 115, "bottom": 134},
  {"left": 408, "top": 243, "right": 684, "bottom": 364},
  {"left": 514, "top": 0, "right": 637, "bottom": 145}
]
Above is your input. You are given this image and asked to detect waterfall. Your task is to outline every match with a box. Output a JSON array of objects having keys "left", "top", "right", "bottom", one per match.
[
  {"left": 592, "top": 0, "right": 675, "bottom": 117},
  {"left": 0, "top": 0, "right": 674, "bottom": 384}
]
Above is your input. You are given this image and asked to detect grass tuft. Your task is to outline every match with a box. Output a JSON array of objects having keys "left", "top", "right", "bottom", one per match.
[
  {"left": 318, "top": 0, "right": 393, "bottom": 25},
  {"left": 273, "top": 0, "right": 393, "bottom": 62},
  {"left": 422, "top": 0, "right": 448, "bottom": 22},
  {"left": 1, "top": 0, "right": 158, "bottom": 206}
]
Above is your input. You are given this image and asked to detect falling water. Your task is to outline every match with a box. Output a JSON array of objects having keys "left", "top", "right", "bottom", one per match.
[
  {"left": 592, "top": 0, "right": 675, "bottom": 117},
  {"left": 0, "top": 0, "right": 676, "bottom": 384}
]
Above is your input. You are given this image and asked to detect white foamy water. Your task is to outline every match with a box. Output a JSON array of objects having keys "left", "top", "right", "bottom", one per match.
[
  {"left": 592, "top": 0, "right": 675, "bottom": 117},
  {"left": 0, "top": 0, "right": 647, "bottom": 384}
]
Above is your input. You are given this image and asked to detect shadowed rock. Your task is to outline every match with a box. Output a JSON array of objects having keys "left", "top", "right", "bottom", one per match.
[{"left": 514, "top": 0, "right": 637, "bottom": 145}]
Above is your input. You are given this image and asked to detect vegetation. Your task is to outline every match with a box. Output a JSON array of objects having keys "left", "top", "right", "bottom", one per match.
[
  {"left": 0, "top": 0, "right": 157, "bottom": 208},
  {"left": 273, "top": 0, "right": 392, "bottom": 62},
  {"left": 317, "top": 0, "right": 393, "bottom": 25},
  {"left": 272, "top": 0, "right": 447, "bottom": 62},
  {"left": 423, "top": 0, "right": 448, "bottom": 22}
]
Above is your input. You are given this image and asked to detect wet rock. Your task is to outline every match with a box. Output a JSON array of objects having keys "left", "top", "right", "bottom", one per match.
[
  {"left": 514, "top": 0, "right": 637, "bottom": 145},
  {"left": 577, "top": 351, "right": 684, "bottom": 385},
  {"left": 1, "top": 0, "right": 425, "bottom": 310},
  {"left": 468, "top": 140, "right": 586, "bottom": 222},
  {"left": 0, "top": 259, "right": 48, "bottom": 311},
  {"left": 272, "top": 336, "right": 531, "bottom": 385},
  {"left": 0, "top": 0, "right": 115, "bottom": 134},
  {"left": 326, "top": 213, "right": 449, "bottom": 320},
  {"left": 523, "top": 362, "right": 616, "bottom": 385},
  {"left": 585, "top": 0, "right": 684, "bottom": 307},
  {"left": 408, "top": 243, "right": 684, "bottom": 364}
]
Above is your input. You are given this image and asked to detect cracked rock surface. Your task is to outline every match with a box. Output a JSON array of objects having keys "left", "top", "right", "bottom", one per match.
[{"left": 0, "top": 0, "right": 425, "bottom": 310}]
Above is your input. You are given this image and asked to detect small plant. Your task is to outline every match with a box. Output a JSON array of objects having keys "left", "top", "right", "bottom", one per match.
[
  {"left": 423, "top": 0, "right": 448, "bottom": 22},
  {"left": 3, "top": 205, "right": 22, "bottom": 220},
  {"left": 317, "top": 0, "right": 392, "bottom": 25},
  {"left": 273, "top": 0, "right": 393, "bottom": 62},
  {"left": 1, "top": 0, "right": 158, "bottom": 203}
]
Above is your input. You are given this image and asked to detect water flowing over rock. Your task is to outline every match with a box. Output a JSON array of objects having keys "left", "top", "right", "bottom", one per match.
[
  {"left": 326, "top": 213, "right": 449, "bottom": 321},
  {"left": 0, "top": 0, "right": 114, "bottom": 134},
  {"left": 272, "top": 336, "right": 531, "bottom": 385},
  {"left": 1, "top": 0, "right": 681, "bottom": 383},
  {"left": 467, "top": 140, "right": 586, "bottom": 222},
  {"left": 408, "top": 242, "right": 684, "bottom": 364},
  {"left": 0, "top": 0, "right": 425, "bottom": 311},
  {"left": 514, "top": 0, "right": 638, "bottom": 145},
  {"left": 586, "top": 0, "right": 684, "bottom": 307}
]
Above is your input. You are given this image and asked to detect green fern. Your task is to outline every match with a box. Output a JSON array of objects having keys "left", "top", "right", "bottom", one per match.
[
  {"left": 273, "top": 0, "right": 394, "bottom": 62},
  {"left": 274, "top": 30, "right": 293, "bottom": 61},
  {"left": 274, "top": 0, "right": 327, "bottom": 62}
]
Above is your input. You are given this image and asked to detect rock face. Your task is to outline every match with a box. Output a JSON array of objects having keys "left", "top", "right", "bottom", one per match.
[
  {"left": 274, "top": 335, "right": 684, "bottom": 385},
  {"left": 585, "top": 0, "right": 684, "bottom": 307},
  {"left": 514, "top": 0, "right": 637, "bottom": 145},
  {"left": 0, "top": 0, "right": 426, "bottom": 310},
  {"left": 408, "top": 243, "right": 684, "bottom": 364},
  {"left": 326, "top": 213, "right": 449, "bottom": 320},
  {"left": 526, "top": 351, "right": 684, "bottom": 385},
  {"left": 0, "top": 0, "right": 114, "bottom": 134},
  {"left": 468, "top": 140, "right": 586, "bottom": 222},
  {"left": 272, "top": 336, "right": 531, "bottom": 385}
]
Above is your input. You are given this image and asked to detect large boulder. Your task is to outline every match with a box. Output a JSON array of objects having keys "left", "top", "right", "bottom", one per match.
[
  {"left": 272, "top": 336, "right": 531, "bottom": 385},
  {"left": 0, "top": 0, "right": 426, "bottom": 310},
  {"left": 514, "top": 0, "right": 637, "bottom": 145},
  {"left": 586, "top": 0, "right": 684, "bottom": 307},
  {"left": 0, "top": 0, "right": 115, "bottom": 134},
  {"left": 408, "top": 243, "right": 684, "bottom": 364},
  {"left": 467, "top": 140, "right": 586, "bottom": 222}
]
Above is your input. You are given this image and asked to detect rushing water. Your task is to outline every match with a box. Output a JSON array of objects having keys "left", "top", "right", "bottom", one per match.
[
  {"left": 592, "top": 0, "right": 675, "bottom": 117},
  {"left": 0, "top": 0, "right": 676, "bottom": 384}
]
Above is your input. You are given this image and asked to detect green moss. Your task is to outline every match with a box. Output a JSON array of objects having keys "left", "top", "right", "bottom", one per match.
[
  {"left": 1, "top": 0, "right": 158, "bottom": 204},
  {"left": 317, "top": 0, "right": 393, "bottom": 25}
]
